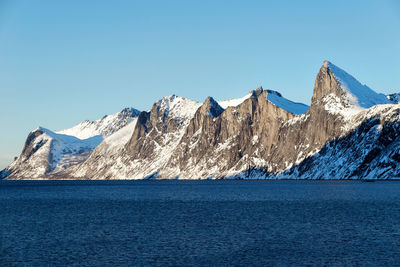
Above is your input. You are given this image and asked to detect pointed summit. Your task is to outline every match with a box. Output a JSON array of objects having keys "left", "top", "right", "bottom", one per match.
[
  {"left": 251, "top": 86, "right": 264, "bottom": 98},
  {"left": 312, "top": 61, "right": 390, "bottom": 110},
  {"left": 202, "top": 96, "right": 224, "bottom": 117}
]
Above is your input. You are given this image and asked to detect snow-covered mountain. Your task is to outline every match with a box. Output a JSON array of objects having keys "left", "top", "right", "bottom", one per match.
[
  {"left": 266, "top": 89, "right": 309, "bottom": 114},
  {"left": 1, "top": 107, "right": 139, "bottom": 179},
  {"left": 57, "top": 107, "right": 140, "bottom": 139},
  {"left": 1, "top": 128, "right": 102, "bottom": 178},
  {"left": 66, "top": 95, "right": 202, "bottom": 179},
  {"left": 325, "top": 61, "right": 391, "bottom": 108},
  {"left": 2, "top": 61, "right": 399, "bottom": 180}
]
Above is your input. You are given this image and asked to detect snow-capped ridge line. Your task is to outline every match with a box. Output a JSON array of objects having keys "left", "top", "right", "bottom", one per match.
[
  {"left": 325, "top": 60, "right": 391, "bottom": 109},
  {"left": 57, "top": 107, "right": 140, "bottom": 139},
  {"left": 3, "top": 60, "right": 399, "bottom": 180},
  {"left": 265, "top": 89, "right": 309, "bottom": 115},
  {"left": 154, "top": 94, "right": 202, "bottom": 119}
]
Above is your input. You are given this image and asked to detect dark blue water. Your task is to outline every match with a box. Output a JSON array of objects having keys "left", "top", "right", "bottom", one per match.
[{"left": 1, "top": 180, "right": 400, "bottom": 266}]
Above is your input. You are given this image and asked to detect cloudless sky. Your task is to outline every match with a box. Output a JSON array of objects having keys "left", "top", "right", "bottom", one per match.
[{"left": 1, "top": 0, "right": 399, "bottom": 169}]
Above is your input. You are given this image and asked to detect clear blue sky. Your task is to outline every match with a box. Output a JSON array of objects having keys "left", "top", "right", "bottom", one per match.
[{"left": 1, "top": 0, "right": 399, "bottom": 169}]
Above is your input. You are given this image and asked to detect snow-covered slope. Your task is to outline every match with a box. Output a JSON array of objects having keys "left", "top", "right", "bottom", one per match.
[
  {"left": 281, "top": 104, "right": 400, "bottom": 179},
  {"left": 69, "top": 95, "right": 202, "bottom": 179},
  {"left": 4, "top": 127, "right": 102, "bottom": 178},
  {"left": 218, "top": 92, "right": 253, "bottom": 109},
  {"left": 2, "top": 107, "right": 140, "bottom": 179},
  {"left": 327, "top": 61, "right": 391, "bottom": 108},
  {"left": 218, "top": 88, "right": 309, "bottom": 115},
  {"left": 2, "top": 60, "right": 398, "bottom": 180},
  {"left": 57, "top": 107, "right": 140, "bottom": 139},
  {"left": 38, "top": 128, "right": 103, "bottom": 173},
  {"left": 266, "top": 90, "right": 309, "bottom": 114},
  {"left": 155, "top": 95, "right": 202, "bottom": 119},
  {"left": 68, "top": 118, "right": 139, "bottom": 179}
]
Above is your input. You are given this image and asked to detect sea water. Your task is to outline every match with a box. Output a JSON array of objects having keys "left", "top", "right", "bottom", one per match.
[{"left": 1, "top": 180, "right": 400, "bottom": 266}]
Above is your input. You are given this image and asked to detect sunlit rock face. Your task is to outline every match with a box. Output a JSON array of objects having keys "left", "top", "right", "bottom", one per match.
[{"left": 3, "top": 61, "right": 400, "bottom": 180}]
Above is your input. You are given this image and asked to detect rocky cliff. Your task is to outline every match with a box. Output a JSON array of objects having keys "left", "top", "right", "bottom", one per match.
[
  {"left": 1, "top": 108, "right": 139, "bottom": 179},
  {"left": 2, "top": 61, "right": 399, "bottom": 180}
]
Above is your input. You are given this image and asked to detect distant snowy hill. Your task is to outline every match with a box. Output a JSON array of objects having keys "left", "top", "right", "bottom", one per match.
[
  {"left": 2, "top": 127, "right": 102, "bottom": 178},
  {"left": 58, "top": 107, "right": 140, "bottom": 139},
  {"left": 1, "top": 107, "right": 139, "bottom": 179},
  {"left": 2, "top": 60, "right": 399, "bottom": 180}
]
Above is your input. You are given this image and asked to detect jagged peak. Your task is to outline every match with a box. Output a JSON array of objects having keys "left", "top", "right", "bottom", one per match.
[
  {"left": 120, "top": 107, "right": 141, "bottom": 116},
  {"left": 202, "top": 96, "right": 224, "bottom": 117},
  {"left": 315, "top": 60, "right": 391, "bottom": 109},
  {"left": 251, "top": 86, "right": 264, "bottom": 97},
  {"left": 156, "top": 94, "right": 200, "bottom": 106},
  {"left": 154, "top": 94, "right": 202, "bottom": 119}
]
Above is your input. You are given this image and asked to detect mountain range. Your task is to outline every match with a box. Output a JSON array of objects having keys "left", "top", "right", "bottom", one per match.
[{"left": 2, "top": 61, "right": 400, "bottom": 180}]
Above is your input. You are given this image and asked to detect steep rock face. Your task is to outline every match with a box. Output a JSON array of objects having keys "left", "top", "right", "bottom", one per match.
[
  {"left": 267, "top": 62, "right": 396, "bottom": 177},
  {"left": 3, "top": 128, "right": 102, "bottom": 179},
  {"left": 281, "top": 104, "right": 400, "bottom": 179},
  {"left": 159, "top": 62, "right": 356, "bottom": 179},
  {"left": 2, "top": 60, "right": 399, "bottom": 180},
  {"left": 161, "top": 89, "right": 298, "bottom": 178},
  {"left": 313, "top": 61, "right": 390, "bottom": 109},
  {"left": 64, "top": 119, "right": 139, "bottom": 179},
  {"left": 160, "top": 61, "right": 396, "bottom": 179},
  {"left": 67, "top": 95, "right": 202, "bottom": 179},
  {"left": 2, "top": 107, "right": 139, "bottom": 179},
  {"left": 268, "top": 62, "right": 351, "bottom": 173}
]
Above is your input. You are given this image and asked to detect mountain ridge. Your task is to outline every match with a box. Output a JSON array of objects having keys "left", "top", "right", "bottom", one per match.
[{"left": 2, "top": 61, "right": 399, "bottom": 180}]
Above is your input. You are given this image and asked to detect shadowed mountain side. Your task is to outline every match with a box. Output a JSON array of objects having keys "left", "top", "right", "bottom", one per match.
[{"left": 280, "top": 110, "right": 400, "bottom": 179}]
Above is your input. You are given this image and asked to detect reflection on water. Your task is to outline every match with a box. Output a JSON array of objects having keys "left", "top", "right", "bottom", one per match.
[{"left": 1, "top": 180, "right": 400, "bottom": 265}]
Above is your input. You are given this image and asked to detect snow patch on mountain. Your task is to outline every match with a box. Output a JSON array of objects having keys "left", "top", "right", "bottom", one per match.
[
  {"left": 218, "top": 89, "right": 309, "bottom": 115},
  {"left": 70, "top": 118, "right": 138, "bottom": 179},
  {"left": 4, "top": 127, "right": 103, "bottom": 178},
  {"left": 266, "top": 90, "right": 309, "bottom": 115},
  {"left": 218, "top": 93, "right": 253, "bottom": 109},
  {"left": 280, "top": 104, "right": 400, "bottom": 179},
  {"left": 327, "top": 61, "right": 391, "bottom": 108},
  {"left": 157, "top": 95, "right": 202, "bottom": 119},
  {"left": 40, "top": 128, "right": 103, "bottom": 173},
  {"left": 101, "top": 119, "right": 138, "bottom": 150},
  {"left": 57, "top": 107, "right": 140, "bottom": 139}
]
